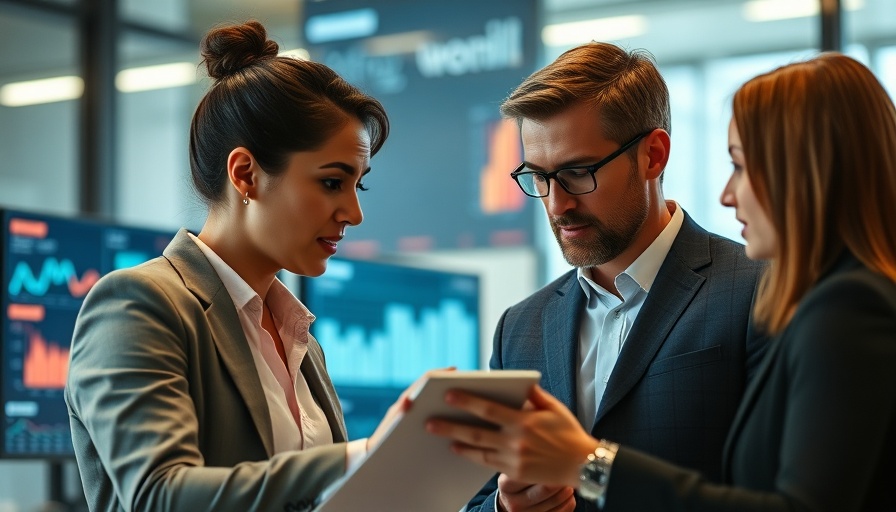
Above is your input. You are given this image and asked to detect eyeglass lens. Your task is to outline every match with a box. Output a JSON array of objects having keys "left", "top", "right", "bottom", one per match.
[{"left": 520, "top": 169, "right": 594, "bottom": 196}]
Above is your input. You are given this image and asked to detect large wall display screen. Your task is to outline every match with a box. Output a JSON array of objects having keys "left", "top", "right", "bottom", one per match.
[
  {"left": 301, "top": 258, "right": 480, "bottom": 439},
  {"left": 1, "top": 209, "right": 172, "bottom": 458},
  {"left": 303, "top": 0, "right": 538, "bottom": 255}
]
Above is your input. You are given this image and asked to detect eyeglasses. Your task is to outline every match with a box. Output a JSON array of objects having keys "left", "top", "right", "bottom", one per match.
[{"left": 510, "top": 130, "right": 654, "bottom": 198}]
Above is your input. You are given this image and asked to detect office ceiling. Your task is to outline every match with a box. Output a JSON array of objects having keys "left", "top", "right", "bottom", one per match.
[
  {"left": 178, "top": 0, "right": 895, "bottom": 64},
  {"left": 0, "top": 0, "right": 894, "bottom": 82}
]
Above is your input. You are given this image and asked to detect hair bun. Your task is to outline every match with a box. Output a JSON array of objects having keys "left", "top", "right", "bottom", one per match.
[{"left": 201, "top": 20, "right": 280, "bottom": 80}]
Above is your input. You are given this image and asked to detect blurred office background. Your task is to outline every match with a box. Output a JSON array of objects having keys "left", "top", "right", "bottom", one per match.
[{"left": 0, "top": 0, "right": 894, "bottom": 509}]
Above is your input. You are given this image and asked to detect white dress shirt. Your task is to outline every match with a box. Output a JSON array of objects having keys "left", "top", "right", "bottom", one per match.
[
  {"left": 191, "top": 234, "right": 334, "bottom": 453},
  {"left": 575, "top": 201, "right": 684, "bottom": 429},
  {"left": 189, "top": 235, "right": 368, "bottom": 470}
]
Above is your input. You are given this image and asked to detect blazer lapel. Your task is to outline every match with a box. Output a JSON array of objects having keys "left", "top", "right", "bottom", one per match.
[
  {"left": 721, "top": 335, "right": 780, "bottom": 479},
  {"left": 163, "top": 229, "right": 276, "bottom": 456},
  {"left": 594, "top": 215, "right": 709, "bottom": 425},
  {"left": 542, "top": 272, "right": 584, "bottom": 413},
  {"left": 720, "top": 253, "right": 860, "bottom": 477}
]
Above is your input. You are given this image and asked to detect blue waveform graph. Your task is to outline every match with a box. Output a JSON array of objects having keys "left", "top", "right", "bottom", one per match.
[{"left": 7, "top": 258, "right": 100, "bottom": 298}]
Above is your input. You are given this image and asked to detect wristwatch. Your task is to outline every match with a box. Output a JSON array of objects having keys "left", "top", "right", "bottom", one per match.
[{"left": 578, "top": 440, "right": 619, "bottom": 503}]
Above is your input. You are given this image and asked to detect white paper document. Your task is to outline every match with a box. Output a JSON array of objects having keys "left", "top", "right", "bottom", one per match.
[{"left": 312, "top": 370, "right": 542, "bottom": 512}]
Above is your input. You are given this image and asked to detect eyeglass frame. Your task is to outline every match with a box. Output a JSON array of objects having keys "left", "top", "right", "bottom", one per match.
[{"left": 510, "top": 129, "right": 655, "bottom": 198}]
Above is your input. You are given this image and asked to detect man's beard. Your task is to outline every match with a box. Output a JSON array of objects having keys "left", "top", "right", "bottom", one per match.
[{"left": 549, "top": 165, "right": 649, "bottom": 268}]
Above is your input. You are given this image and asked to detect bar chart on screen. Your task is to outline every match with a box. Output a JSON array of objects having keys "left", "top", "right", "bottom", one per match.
[
  {"left": 314, "top": 298, "right": 476, "bottom": 385},
  {"left": 22, "top": 328, "right": 69, "bottom": 390},
  {"left": 300, "top": 258, "right": 481, "bottom": 439}
]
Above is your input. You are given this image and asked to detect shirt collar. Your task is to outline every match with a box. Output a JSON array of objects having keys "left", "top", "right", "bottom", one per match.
[
  {"left": 577, "top": 200, "right": 684, "bottom": 302},
  {"left": 188, "top": 233, "right": 315, "bottom": 338}
]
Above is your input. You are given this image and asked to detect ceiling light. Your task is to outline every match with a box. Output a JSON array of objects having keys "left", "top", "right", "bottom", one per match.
[
  {"left": 542, "top": 15, "right": 648, "bottom": 47},
  {"left": 0, "top": 76, "right": 84, "bottom": 107},
  {"left": 115, "top": 62, "right": 197, "bottom": 93},
  {"left": 743, "top": 0, "right": 864, "bottom": 22}
]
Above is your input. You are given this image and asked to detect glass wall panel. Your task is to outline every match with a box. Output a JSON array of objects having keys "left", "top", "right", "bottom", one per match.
[
  {"left": 877, "top": 47, "right": 896, "bottom": 99},
  {"left": 846, "top": 0, "right": 896, "bottom": 100},
  {"left": 121, "top": 0, "right": 190, "bottom": 32},
  {"left": 0, "top": 5, "right": 79, "bottom": 216},
  {"left": 117, "top": 0, "right": 305, "bottom": 233},
  {"left": 116, "top": 30, "right": 201, "bottom": 231}
]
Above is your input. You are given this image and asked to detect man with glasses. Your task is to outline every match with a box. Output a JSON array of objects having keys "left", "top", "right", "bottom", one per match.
[{"left": 464, "top": 42, "right": 767, "bottom": 512}]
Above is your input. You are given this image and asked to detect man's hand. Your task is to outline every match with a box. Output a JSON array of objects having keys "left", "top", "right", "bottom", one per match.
[
  {"left": 497, "top": 474, "right": 576, "bottom": 512},
  {"left": 426, "top": 385, "right": 599, "bottom": 487}
]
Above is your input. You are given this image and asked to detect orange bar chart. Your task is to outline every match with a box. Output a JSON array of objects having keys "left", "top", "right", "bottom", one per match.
[{"left": 23, "top": 330, "right": 69, "bottom": 389}]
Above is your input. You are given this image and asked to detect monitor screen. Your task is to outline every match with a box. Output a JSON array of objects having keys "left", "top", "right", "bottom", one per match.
[
  {"left": 1, "top": 209, "right": 173, "bottom": 458},
  {"left": 300, "top": 258, "right": 480, "bottom": 440}
]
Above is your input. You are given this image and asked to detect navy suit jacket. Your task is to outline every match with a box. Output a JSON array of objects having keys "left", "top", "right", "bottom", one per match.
[
  {"left": 603, "top": 254, "right": 896, "bottom": 511},
  {"left": 466, "top": 212, "right": 767, "bottom": 512}
]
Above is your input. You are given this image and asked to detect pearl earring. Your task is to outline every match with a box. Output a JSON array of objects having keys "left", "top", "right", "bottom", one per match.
[{"left": 242, "top": 192, "right": 249, "bottom": 205}]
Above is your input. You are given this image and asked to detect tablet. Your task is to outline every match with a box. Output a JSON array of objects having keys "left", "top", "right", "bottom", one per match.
[
  {"left": 313, "top": 369, "right": 542, "bottom": 512},
  {"left": 409, "top": 369, "right": 542, "bottom": 425}
]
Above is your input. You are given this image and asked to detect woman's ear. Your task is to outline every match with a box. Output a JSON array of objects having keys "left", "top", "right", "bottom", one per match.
[{"left": 227, "top": 147, "right": 257, "bottom": 200}]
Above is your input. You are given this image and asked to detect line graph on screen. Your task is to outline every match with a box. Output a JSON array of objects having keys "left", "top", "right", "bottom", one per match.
[{"left": 7, "top": 258, "right": 100, "bottom": 299}]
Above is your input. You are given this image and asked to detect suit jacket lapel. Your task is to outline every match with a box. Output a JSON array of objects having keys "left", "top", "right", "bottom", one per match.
[
  {"left": 163, "top": 229, "right": 276, "bottom": 456},
  {"left": 542, "top": 272, "right": 584, "bottom": 413},
  {"left": 594, "top": 215, "right": 710, "bottom": 425}
]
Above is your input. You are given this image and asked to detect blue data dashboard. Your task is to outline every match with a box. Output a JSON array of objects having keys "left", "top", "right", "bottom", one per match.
[
  {"left": 300, "top": 258, "right": 481, "bottom": 439},
  {"left": 0, "top": 208, "right": 173, "bottom": 458},
  {"left": 1, "top": 208, "right": 482, "bottom": 454}
]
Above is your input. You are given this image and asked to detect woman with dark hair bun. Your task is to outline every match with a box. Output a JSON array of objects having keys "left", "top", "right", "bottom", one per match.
[{"left": 66, "top": 20, "right": 400, "bottom": 511}]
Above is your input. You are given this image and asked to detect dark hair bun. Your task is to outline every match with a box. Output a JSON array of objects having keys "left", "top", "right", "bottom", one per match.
[{"left": 201, "top": 20, "right": 280, "bottom": 80}]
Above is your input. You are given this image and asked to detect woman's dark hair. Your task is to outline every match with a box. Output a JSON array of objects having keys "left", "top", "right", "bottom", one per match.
[{"left": 189, "top": 20, "right": 389, "bottom": 205}]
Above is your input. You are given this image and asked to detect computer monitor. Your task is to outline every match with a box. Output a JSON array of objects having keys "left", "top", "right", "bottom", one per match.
[
  {"left": 300, "top": 258, "right": 481, "bottom": 440},
  {"left": 0, "top": 208, "right": 173, "bottom": 458}
]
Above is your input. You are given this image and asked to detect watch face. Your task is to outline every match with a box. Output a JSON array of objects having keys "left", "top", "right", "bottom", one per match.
[
  {"left": 579, "top": 442, "right": 618, "bottom": 503},
  {"left": 578, "top": 463, "right": 607, "bottom": 501}
]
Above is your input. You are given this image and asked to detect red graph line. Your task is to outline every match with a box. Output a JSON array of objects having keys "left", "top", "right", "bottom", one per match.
[{"left": 68, "top": 268, "right": 100, "bottom": 297}]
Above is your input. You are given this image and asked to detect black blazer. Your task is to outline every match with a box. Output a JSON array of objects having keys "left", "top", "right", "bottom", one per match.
[
  {"left": 605, "top": 254, "right": 896, "bottom": 511},
  {"left": 467, "top": 213, "right": 767, "bottom": 512}
]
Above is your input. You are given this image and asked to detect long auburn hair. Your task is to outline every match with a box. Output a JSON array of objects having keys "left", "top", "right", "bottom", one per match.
[{"left": 733, "top": 53, "right": 896, "bottom": 333}]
